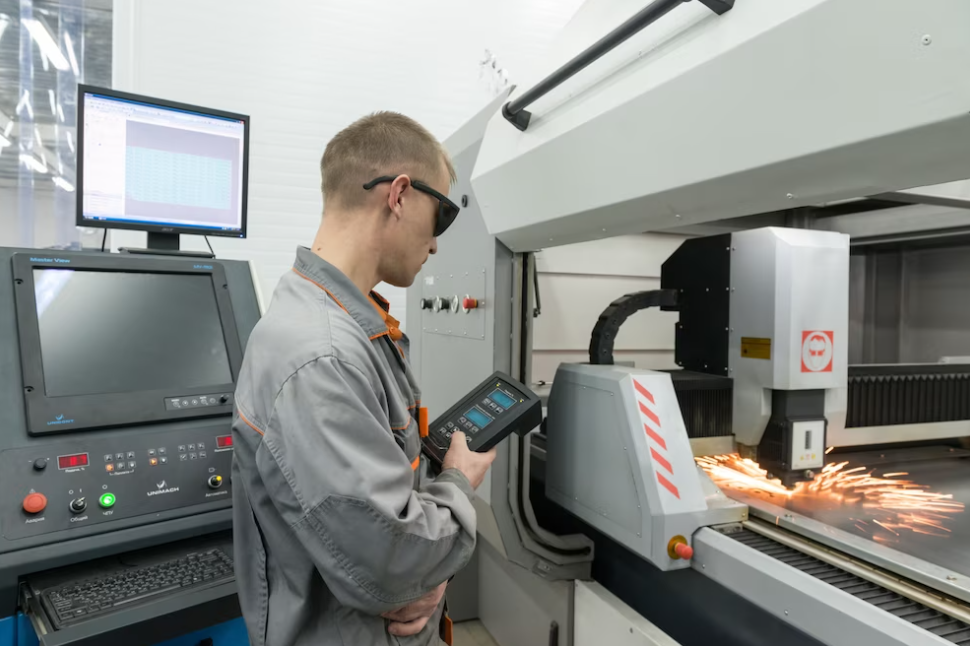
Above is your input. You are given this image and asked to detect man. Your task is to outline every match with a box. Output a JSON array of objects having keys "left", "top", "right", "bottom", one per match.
[{"left": 231, "top": 111, "right": 496, "bottom": 646}]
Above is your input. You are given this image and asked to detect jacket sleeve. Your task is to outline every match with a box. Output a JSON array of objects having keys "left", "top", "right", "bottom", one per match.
[{"left": 255, "top": 354, "right": 476, "bottom": 615}]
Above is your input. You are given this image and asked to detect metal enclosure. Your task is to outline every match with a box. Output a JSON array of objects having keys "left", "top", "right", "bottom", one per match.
[
  {"left": 0, "top": 247, "right": 260, "bottom": 633},
  {"left": 544, "top": 364, "right": 745, "bottom": 569},
  {"left": 470, "top": 0, "right": 970, "bottom": 251},
  {"left": 728, "top": 228, "right": 849, "bottom": 450}
]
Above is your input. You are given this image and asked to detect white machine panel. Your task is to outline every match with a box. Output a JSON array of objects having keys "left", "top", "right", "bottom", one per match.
[
  {"left": 728, "top": 228, "right": 849, "bottom": 448},
  {"left": 574, "top": 581, "right": 681, "bottom": 646},
  {"left": 470, "top": 0, "right": 970, "bottom": 251},
  {"left": 791, "top": 420, "right": 825, "bottom": 471},
  {"left": 545, "top": 364, "right": 745, "bottom": 570}
]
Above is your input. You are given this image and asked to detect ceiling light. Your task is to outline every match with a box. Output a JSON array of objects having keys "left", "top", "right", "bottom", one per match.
[
  {"left": 52, "top": 176, "right": 75, "bottom": 192},
  {"left": 64, "top": 31, "right": 80, "bottom": 77},
  {"left": 56, "top": 103, "right": 65, "bottom": 122},
  {"left": 34, "top": 126, "right": 43, "bottom": 148},
  {"left": 16, "top": 90, "right": 33, "bottom": 119},
  {"left": 66, "top": 130, "right": 74, "bottom": 153},
  {"left": 0, "top": 133, "right": 10, "bottom": 147},
  {"left": 3, "top": 121, "right": 13, "bottom": 138},
  {"left": 48, "top": 90, "right": 56, "bottom": 116},
  {"left": 24, "top": 19, "right": 69, "bottom": 72},
  {"left": 0, "top": 16, "right": 10, "bottom": 47},
  {"left": 20, "top": 153, "right": 48, "bottom": 174}
]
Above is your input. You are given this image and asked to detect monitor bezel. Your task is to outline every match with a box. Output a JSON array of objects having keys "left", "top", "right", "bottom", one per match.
[
  {"left": 12, "top": 252, "right": 245, "bottom": 436},
  {"left": 75, "top": 84, "right": 251, "bottom": 240}
]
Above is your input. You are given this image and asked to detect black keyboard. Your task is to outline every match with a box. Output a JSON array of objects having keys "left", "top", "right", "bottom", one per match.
[{"left": 41, "top": 548, "right": 233, "bottom": 628}]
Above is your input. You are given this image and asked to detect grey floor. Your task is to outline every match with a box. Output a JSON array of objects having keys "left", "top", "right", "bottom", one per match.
[{"left": 444, "top": 620, "right": 500, "bottom": 646}]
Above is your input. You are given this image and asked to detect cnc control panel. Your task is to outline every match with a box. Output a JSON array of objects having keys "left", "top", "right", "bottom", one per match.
[
  {"left": 422, "top": 371, "right": 542, "bottom": 466},
  {"left": 1, "top": 426, "right": 233, "bottom": 540}
]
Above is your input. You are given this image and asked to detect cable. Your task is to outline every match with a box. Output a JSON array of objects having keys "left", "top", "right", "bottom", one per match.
[
  {"left": 205, "top": 235, "right": 215, "bottom": 257},
  {"left": 532, "top": 253, "right": 542, "bottom": 318},
  {"left": 100, "top": 229, "right": 107, "bottom": 253}
]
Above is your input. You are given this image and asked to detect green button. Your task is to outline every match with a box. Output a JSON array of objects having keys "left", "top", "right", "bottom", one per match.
[{"left": 99, "top": 493, "right": 116, "bottom": 508}]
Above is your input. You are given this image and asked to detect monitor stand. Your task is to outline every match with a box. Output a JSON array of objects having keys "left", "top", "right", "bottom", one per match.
[{"left": 118, "top": 232, "right": 216, "bottom": 259}]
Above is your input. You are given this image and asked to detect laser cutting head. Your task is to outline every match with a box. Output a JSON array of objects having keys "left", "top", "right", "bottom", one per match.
[{"left": 661, "top": 227, "right": 849, "bottom": 486}]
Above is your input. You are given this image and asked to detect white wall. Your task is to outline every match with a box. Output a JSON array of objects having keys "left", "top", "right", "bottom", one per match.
[
  {"left": 531, "top": 233, "right": 687, "bottom": 383},
  {"left": 111, "top": 0, "right": 584, "bottom": 322}
]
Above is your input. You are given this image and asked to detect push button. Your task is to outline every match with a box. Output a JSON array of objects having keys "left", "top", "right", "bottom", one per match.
[
  {"left": 23, "top": 493, "right": 47, "bottom": 514},
  {"left": 99, "top": 493, "right": 116, "bottom": 509}
]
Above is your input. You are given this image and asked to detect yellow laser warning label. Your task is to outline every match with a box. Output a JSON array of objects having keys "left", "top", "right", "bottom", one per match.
[{"left": 741, "top": 337, "right": 771, "bottom": 360}]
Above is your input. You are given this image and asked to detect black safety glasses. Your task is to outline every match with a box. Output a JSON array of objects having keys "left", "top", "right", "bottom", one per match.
[{"left": 363, "top": 175, "right": 460, "bottom": 237}]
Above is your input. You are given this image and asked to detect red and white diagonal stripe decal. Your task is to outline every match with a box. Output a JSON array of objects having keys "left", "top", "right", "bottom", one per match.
[{"left": 633, "top": 379, "right": 680, "bottom": 499}]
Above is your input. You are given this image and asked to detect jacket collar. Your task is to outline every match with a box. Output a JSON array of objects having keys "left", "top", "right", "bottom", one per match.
[{"left": 292, "top": 247, "right": 401, "bottom": 341}]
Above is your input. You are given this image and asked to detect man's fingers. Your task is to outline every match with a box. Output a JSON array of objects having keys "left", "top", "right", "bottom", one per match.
[{"left": 388, "top": 616, "right": 430, "bottom": 637}]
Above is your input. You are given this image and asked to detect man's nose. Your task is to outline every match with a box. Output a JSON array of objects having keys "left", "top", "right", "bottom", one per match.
[{"left": 430, "top": 238, "right": 438, "bottom": 255}]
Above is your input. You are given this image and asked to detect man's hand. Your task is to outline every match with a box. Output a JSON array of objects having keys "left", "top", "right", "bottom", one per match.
[
  {"left": 383, "top": 582, "right": 447, "bottom": 637},
  {"left": 442, "top": 432, "right": 497, "bottom": 489}
]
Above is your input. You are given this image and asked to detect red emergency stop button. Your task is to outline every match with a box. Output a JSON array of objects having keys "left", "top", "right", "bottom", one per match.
[
  {"left": 668, "top": 535, "right": 693, "bottom": 560},
  {"left": 462, "top": 297, "right": 479, "bottom": 310},
  {"left": 23, "top": 492, "right": 47, "bottom": 514}
]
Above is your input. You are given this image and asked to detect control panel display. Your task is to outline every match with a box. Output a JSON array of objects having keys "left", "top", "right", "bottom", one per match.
[
  {"left": 488, "top": 389, "right": 515, "bottom": 409},
  {"left": 56, "top": 453, "right": 89, "bottom": 470},
  {"left": 12, "top": 253, "right": 245, "bottom": 436},
  {"left": 33, "top": 269, "right": 232, "bottom": 398},
  {"left": 421, "top": 371, "right": 542, "bottom": 467},
  {"left": 464, "top": 408, "right": 493, "bottom": 429}
]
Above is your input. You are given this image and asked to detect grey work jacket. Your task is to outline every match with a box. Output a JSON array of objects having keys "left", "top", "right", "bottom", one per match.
[{"left": 231, "top": 247, "right": 477, "bottom": 646}]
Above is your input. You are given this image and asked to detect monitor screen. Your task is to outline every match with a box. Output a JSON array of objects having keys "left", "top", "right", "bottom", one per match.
[
  {"left": 79, "top": 90, "right": 246, "bottom": 236},
  {"left": 34, "top": 269, "right": 233, "bottom": 397}
]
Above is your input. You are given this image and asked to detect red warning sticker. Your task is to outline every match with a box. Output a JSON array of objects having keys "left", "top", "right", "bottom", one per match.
[{"left": 801, "top": 331, "right": 834, "bottom": 373}]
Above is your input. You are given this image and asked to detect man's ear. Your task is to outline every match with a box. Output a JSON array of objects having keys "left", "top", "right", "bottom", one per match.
[{"left": 387, "top": 174, "right": 411, "bottom": 219}]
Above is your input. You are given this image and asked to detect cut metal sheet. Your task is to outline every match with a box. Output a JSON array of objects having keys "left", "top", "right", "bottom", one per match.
[{"left": 708, "top": 450, "right": 970, "bottom": 582}]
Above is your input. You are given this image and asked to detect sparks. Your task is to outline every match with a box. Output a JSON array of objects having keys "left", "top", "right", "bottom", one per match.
[{"left": 697, "top": 454, "right": 965, "bottom": 543}]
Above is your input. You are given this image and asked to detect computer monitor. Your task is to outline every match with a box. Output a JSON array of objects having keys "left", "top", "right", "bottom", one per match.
[
  {"left": 13, "top": 252, "right": 244, "bottom": 435},
  {"left": 76, "top": 85, "right": 250, "bottom": 251}
]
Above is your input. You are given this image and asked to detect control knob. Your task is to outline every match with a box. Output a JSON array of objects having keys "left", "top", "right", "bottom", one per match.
[
  {"left": 32, "top": 458, "right": 47, "bottom": 471},
  {"left": 220, "top": 395, "right": 229, "bottom": 404},
  {"left": 208, "top": 475, "right": 224, "bottom": 489},
  {"left": 22, "top": 492, "right": 47, "bottom": 515},
  {"left": 419, "top": 298, "right": 433, "bottom": 310},
  {"left": 70, "top": 498, "right": 87, "bottom": 514},
  {"left": 432, "top": 297, "right": 449, "bottom": 313}
]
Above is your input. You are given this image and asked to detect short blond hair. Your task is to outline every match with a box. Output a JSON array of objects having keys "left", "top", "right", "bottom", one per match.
[{"left": 321, "top": 111, "right": 455, "bottom": 210}]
